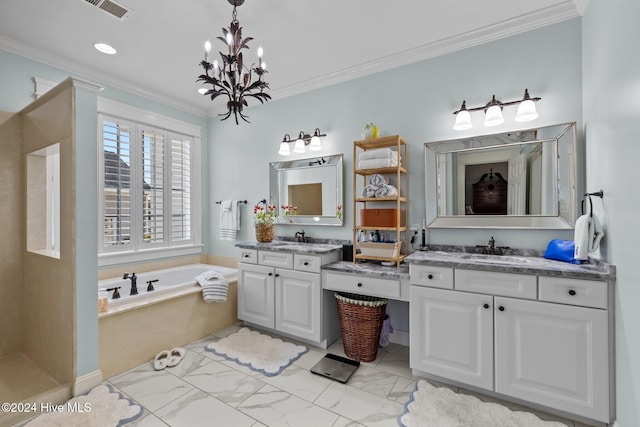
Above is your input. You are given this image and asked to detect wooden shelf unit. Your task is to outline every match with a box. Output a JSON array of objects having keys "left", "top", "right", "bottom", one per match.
[{"left": 353, "top": 135, "right": 408, "bottom": 267}]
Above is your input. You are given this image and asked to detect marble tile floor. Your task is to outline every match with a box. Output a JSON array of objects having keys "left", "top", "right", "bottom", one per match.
[{"left": 98, "top": 324, "right": 592, "bottom": 427}]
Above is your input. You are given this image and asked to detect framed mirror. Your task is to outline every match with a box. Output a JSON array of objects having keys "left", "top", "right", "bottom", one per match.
[
  {"left": 424, "top": 122, "right": 577, "bottom": 229},
  {"left": 269, "top": 154, "right": 343, "bottom": 226}
]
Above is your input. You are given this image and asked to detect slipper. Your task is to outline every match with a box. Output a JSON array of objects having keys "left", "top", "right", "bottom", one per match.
[
  {"left": 153, "top": 350, "right": 170, "bottom": 370},
  {"left": 167, "top": 347, "right": 186, "bottom": 367}
]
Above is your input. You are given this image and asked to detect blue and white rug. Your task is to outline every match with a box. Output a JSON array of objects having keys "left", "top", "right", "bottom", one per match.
[
  {"left": 205, "top": 327, "right": 307, "bottom": 377},
  {"left": 23, "top": 383, "right": 142, "bottom": 427},
  {"left": 398, "top": 380, "right": 567, "bottom": 427}
]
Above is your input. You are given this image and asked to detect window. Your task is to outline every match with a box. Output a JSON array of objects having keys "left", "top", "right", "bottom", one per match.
[{"left": 97, "top": 100, "right": 201, "bottom": 265}]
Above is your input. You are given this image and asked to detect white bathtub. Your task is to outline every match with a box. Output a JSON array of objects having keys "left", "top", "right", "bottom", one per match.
[{"left": 98, "top": 263, "right": 238, "bottom": 315}]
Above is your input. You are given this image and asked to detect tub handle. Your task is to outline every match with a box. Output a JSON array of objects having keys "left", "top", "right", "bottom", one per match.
[
  {"left": 106, "top": 286, "right": 121, "bottom": 299},
  {"left": 147, "top": 279, "right": 159, "bottom": 292}
]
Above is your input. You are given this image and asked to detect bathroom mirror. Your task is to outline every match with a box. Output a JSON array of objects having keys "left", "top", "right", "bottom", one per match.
[
  {"left": 424, "top": 122, "right": 577, "bottom": 229},
  {"left": 269, "top": 154, "right": 343, "bottom": 226}
]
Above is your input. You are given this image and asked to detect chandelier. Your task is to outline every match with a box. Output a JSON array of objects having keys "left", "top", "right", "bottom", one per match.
[{"left": 197, "top": 0, "right": 270, "bottom": 124}]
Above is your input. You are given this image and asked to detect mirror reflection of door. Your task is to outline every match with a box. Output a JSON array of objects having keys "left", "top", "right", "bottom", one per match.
[
  {"left": 507, "top": 153, "right": 527, "bottom": 215},
  {"left": 288, "top": 183, "right": 322, "bottom": 215},
  {"left": 466, "top": 164, "right": 508, "bottom": 214}
]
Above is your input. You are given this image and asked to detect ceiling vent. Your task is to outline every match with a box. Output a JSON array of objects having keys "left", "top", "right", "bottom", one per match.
[{"left": 83, "top": 0, "right": 131, "bottom": 20}]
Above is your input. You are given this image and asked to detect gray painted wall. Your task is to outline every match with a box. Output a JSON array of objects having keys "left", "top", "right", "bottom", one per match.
[
  {"left": 208, "top": 18, "right": 583, "bottom": 256},
  {"left": 583, "top": 0, "right": 640, "bottom": 425}
]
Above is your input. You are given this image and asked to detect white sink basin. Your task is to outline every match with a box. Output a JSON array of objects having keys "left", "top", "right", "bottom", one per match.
[{"left": 467, "top": 254, "right": 533, "bottom": 264}]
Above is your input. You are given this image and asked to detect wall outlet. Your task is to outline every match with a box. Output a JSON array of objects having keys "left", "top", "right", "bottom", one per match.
[{"left": 410, "top": 224, "right": 419, "bottom": 231}]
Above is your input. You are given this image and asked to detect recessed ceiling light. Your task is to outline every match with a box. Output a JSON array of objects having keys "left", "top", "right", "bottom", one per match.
[
  {"left": 94, "top": 43, "right": 117, "bottom": 55},
  {"left": 197, "top": 88, "right": 208, "bottom": 95}
]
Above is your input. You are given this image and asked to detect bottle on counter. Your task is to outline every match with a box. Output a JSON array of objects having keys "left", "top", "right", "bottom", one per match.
[{"left": 98, "top": 289, "right": 108, "bottom": 313}]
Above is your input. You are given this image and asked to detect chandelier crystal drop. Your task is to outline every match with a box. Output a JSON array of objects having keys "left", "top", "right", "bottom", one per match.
[{"left": 197, "top": 0, "right": 270, "bottom": 124}]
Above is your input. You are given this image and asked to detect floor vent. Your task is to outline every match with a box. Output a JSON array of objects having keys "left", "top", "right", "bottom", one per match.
[{"left": 83, "top": 0, "right": 131, "bottom": 20}]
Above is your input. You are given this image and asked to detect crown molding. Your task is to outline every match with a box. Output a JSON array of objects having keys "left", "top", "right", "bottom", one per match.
[
  {"left": 206, "top": 1, "right": 581, "bottom": 117},
  {"left": 0, "top": 34, "right": 207, "bottom": 118},
  {"left": 2, "top": 0, "right": 581, "bottom": 121}
]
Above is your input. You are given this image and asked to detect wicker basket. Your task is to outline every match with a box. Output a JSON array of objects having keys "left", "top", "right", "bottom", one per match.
[
  {"left": 335, "top": 292, "right": 387, "bottom": 362},
  {"left": 255, "top": 224, "right": 275, "bottom": 242}
]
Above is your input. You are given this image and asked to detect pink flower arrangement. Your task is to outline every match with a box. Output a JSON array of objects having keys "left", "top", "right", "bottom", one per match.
[
  {"left": 254, "top": 201, "right": 278, "bottom": 225},
  {"left": 281, "top": 205, "right": 298, "bottom": 216}
]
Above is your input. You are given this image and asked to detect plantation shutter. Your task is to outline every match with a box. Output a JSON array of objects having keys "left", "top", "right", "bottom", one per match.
[
  {"left": 141, "top": 127, "right": 165, "bottom": 245},
  {"left": 170, "top": 135, "right": 192, "bottom": 242},
  {"left": 102, "top": 118, "right": 133, "bottom": 248}
]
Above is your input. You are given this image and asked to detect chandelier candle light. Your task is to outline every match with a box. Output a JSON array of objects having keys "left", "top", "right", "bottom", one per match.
[
  {"left": 453, "top": 89, "right": 541, "bottom": 130},
  {"left": 198, "top": 0, "right": 270, "bottom": 124}
]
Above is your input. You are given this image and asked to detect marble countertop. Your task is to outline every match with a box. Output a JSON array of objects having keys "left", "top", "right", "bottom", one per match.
[
  {"left": 235, "top": 240, "right": 343, "bottom": 255},
  {"left": 405, "top": 250, "right": 615, "bottom": 281},
  {"left": 322, "top": 261, "right": 410, "bottom": 280}
]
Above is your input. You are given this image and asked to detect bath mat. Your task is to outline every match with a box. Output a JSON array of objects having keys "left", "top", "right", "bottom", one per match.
[
  {"left": 205, "top": 327, "right": 307, "bottom": 376},
  {"left": 23, "top": 383, "right": 142, "bottom": 427},
  {"left": 398, "top": 380, "right": 567, "bottom": 427}
]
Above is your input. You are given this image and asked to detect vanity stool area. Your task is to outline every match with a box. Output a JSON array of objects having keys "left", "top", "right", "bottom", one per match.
[{"left": 405, "top": 250, "right": 616, "bottom": 426}]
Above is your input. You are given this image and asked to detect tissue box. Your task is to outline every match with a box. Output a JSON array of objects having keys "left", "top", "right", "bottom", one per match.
[
  {"left": 360, "top": 208, "right": 404, "bottom": 227},
  {"left": 359, "top": 242, "right": 401, "bottom": 257}
]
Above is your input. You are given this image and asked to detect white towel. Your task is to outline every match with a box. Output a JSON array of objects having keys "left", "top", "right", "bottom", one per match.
[
  {"left": 358, "top": 158, "right": 399, "bottom": 169},
  {"left": 368, "top": 174, "right": 389, "bottom": 187},
  {"left": 574, "top": 213, "right": 605, "bottom": 261},
  {"left": 196, "top": 271, "right": 229, "bottom": 303},
  {"left": 362, "top": 184, "right": 378, "bottom": 198},
  {"left": 219, "top": 200, "right": 240, "bottom": 241},
  {"left": 358, "top": 148, "right": 398, "bottom": 161},
  {"left": 375, "top": 184, "right": 398, "bottom": 198}
]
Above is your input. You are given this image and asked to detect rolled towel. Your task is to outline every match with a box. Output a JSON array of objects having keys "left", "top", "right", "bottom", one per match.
[
  {"left": 368, "top": 173, "right": 389, "bottom": 187},
  {"left": 358, "top": 158, "right": 399, "bottom": 169},
  {"left": 196, "top": 271, "right": 229, "bottom": 303},
  {"left": 375, "top": 184, "right": 398, "bottom": 198},
  {"left": 359, "top": 148, "right": 398, "bottom": 161},
  {"left": 362, "top": 184, "right": 378, "bottom": 198}
]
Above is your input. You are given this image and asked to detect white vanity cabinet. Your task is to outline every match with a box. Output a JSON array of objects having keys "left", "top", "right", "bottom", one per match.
[
  {"left": 410, "top": 267, "right": 612, "bottom": 423},
  {"left": 410, "top": 285, "right": 494, "bottom": 390},
  {"left": 237, "top": 248, "right": 340, "bottom": 346}
]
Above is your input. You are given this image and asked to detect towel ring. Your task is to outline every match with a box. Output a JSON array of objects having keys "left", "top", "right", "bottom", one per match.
[{"left": 582, "top": 190, "right": 604, "bottom": 217}]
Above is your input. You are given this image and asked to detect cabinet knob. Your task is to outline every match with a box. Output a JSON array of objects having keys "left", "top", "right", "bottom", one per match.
[
  {"left": 498, "top": 306, "right": 505, "bottom": 312},
  {"left": 244, "top": 254, "right": 250, "bottom": 258},
  {"left": 568, "top": 289, "right": 576, "bottom": 296},
  {"left": 275, "top": 274, "right": 280, "bottom": 278},
  {"left": 427, "top": 274, "right": 434, "bottom": 280},
  {"left": 268, "top": 272, "right": 273, "bottom": 276},
  {"left": 357, "top": 283, "right": 363, "bottom": 287},
  {"left": 483, "top": 303, "right": 490, "bottom": 309},
  {"left": 304, "top": 261, "right": 309, "bottom": 266}
]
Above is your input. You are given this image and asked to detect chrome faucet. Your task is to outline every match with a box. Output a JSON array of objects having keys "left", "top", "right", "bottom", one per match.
[
  {"left": 123, "top": 272, "right": 138, "bottom": 295},
  {"left": 295, "top": 229, "right": 307, "bottom": 243}
]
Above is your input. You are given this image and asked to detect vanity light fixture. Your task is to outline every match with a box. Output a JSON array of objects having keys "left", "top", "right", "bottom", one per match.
[
  {"left": 453, "top": 89, "right": 541, "bottom": 130},
  {"left": 278, "top": 128, "right": 327, "bottom": 156}
]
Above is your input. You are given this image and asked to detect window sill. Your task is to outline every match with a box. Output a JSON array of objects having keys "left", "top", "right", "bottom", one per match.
[{"left": 98, "top": 244, "right": 203, "bottom": 267}]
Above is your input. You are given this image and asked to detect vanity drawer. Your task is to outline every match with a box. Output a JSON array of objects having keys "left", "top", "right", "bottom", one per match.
[
  {"left": 258, "top": 251, "right": 294, "bottom": 269},
  {"left": 410, "top": 265, "right": 454, "bottom": 289},
  {"left": 294, "top": 254, "right": 321, "bottom": 273},
  {"left": 538, "top": 277, "right": 607, "bottom": 309},
  {"left": 455, "top": 269, "right": 537, "bottom": 299},
  {"left": 324, "top": 272, "right": 401, "bottom": 299},
  {"left": 237, "top": 249, "right": 257, "bottom": 264}
]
